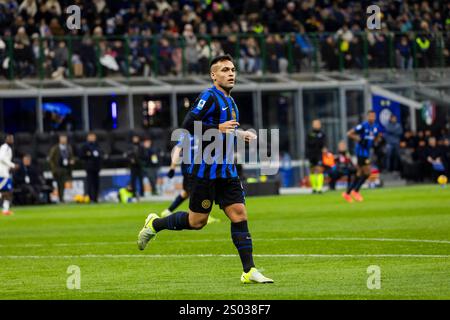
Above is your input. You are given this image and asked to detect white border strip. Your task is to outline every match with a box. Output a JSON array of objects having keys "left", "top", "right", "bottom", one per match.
[
  {"left": 1, "top": 237, "right": 450, "bottom": 248},
  {"left": 1, "top": 254, "right": 449, "bottom": 259}
]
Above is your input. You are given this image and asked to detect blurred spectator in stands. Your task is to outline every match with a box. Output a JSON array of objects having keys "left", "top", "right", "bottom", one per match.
[
  {"left": 399, "top": 140, "right": 420, "bottom": 182},
  {"left": 183, "top": 24, "right": 199, "bottom": 74},
  {"left": 403, "top": 130, "right": 417, "bottom": 149},
  {"left": 211, "top": 39, "right": 224, "bottom": 58},
  {"left": 396, "top": 35, "right": 413, "bottom": 70},
  {"left": 414, "top": 139, "right": 428, "bottom": 181},
  {"left": 80, "top": 133, "right": 103, "bottom": 203},
  {"left": 14, "top": 26, "right": 35, "bottom": 78},
  {"left": 138, "top": 38, "right": 153, "bottom": 77},
  {"left": 197, "top": 38, "right": 211, "bottom": 74},
  {"left": 266, "top": 34, "right": 279, "bottom": 73},
  {"left": 45, "top": 0, "right": 62, "bottom": 17},
  {"left": 127, "top": 135, "right": 145, "bottom": 199},
  {"left": 48, "top": 134, "right": 75, "bottom": 203},
  {"left": 426, "top": 136, "right": 446, "bottom": 181},
  {"left": 384, "top": 114, "right": 403, "bottom": 171},
  {"left": 80, "top": 36, "right": 97, "bottom": 77},
  {"left": 48, "top": 17, "right": 64, "bottom": 37},
  {"left": 328, "top": 141, "right": 356, "bottom": 191},
  {"left": 345, "top": 35, "right": 364, "bottom": 69},
  {"left": 373, "top": 134, "right": 386, "bottom": 171},
  {"left": 0, "top": 37, "right": 7, "bottom": 78},
  {"left": 50, "top": 40, "right": 68, "bottom": 79},
  {"left": 424, "top": 129, "right": 433, "bottom": 141},
  {"left": 239, "top": 36, "right": 261, "bottom": 74},
  {"left": 158, "top": 37, "right": 173, "bottom": 75},
  {"left": 2, "top": 0, "right": 450, "bottom": 80},
  {"left": 321, "top": 35, "right": 339, "bottom": 71},
  {"left": 295, "top": 25, "right": 314, "bottom": 70},
  {"left": 18, "top": 0, "right": 37, "bottom": 19},
  {"left": 416, "top": 21, "right": 432, "bottom": 68},
  {"left": 142, "top": 137, "right": 160, "bottom": 196},
  {"left": 13, "top": 154, "right": 52, "bottom": 205}
]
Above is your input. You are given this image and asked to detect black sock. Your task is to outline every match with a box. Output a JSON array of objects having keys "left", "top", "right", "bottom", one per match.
[
  {"left": 152, "top": 211, "right": 191, "bottom": 232},
  {"left": 168, "top": 195, "right": 186, "bottom": 212},
  {"left": 354, "top": 175, "right": 369, "bottom": 192},
  {"left": 231, "top": 221, "right": 255, "bottom": 273},
  {"left": 347, "top": 178, "right": 358, "bottom": 194},
  {"left": 346, "top": 176, "right": 354, "bottom": 193}
]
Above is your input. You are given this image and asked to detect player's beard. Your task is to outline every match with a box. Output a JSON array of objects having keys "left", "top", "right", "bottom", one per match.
[{"left": 218, "top": 82, "right": 234, "bottom": 94}]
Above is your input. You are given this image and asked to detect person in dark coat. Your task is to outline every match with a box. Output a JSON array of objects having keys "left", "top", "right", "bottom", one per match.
[
  {"left": 80, "top": 132, "right": 103, "bottom": 202},
  {"left": 305, "top": 119, "right": 326, "bottom": 193},
  {"left": 141, "top": 137, "right": 160, "bottom": 196},
  {"left": 13, "top": 154, "right": 52, "bottom": 205},
  {"left": 126, "top": 135, "right": 145, "bottom": 198}
]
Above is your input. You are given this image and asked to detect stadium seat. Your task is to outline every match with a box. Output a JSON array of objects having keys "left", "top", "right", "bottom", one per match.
[
  {"left": 35, "top": 132, "right": 55, "bottom": 159},
  {"left": 34, "top": 132, "right": 59, "bottom": 171},
  {"left": 14, "top": 132, "right": 35, "bottom": 158},
  {"left": 109, "top": 129, "right": 130, "bottom": 168}
]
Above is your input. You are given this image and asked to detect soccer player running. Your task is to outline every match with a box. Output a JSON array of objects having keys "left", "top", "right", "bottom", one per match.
[
  {"left": 305, "top": 119, "right": 326, "bottom": 193},
  {"left": 137, "top": 54, "right": 273, "bottom": 284},
  {"left": 0, "top": 134, "right": 17, "bottom": 215},
  {"left": 342, "top": 110, "right": 381, "bottom": 203}
]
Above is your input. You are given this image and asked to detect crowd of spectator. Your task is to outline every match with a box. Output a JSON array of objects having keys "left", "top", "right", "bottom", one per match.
[
  {"left": 0, "top": 0, "right": 449, "bottom": 79},
  {"left": 7, "top": 131, "right": 164, "bottom": 205},
  {"left": 397, "top": 127, "right": 450, "bottom": 182}
]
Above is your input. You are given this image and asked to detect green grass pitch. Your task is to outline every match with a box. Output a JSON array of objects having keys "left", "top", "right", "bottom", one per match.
[{"left": 0, "top": 185, "right": 449, "bottom": 300}]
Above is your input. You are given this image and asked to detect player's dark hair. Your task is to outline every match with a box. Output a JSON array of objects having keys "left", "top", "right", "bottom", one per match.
[
  {"left": 367, "top": 110, "right": 376, "bottom": 114},
  {"left": 209, "top": 54, "right": 234, "bottom": 69},
  {"left": 4, "top": 134, "right": 13, "bottom": 142}
]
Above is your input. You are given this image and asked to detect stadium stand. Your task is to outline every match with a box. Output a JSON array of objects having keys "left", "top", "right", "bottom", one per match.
[{"left": 0, "top": 0, "right": 449, "bottom": 79}]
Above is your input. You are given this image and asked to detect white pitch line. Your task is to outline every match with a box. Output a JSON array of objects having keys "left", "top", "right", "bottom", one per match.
[
  {"left": 0, "top": 254, "right": 449, "bottom": 259},
  {"left": 1, "top": 237, "right": 450, "bottom": 248}
]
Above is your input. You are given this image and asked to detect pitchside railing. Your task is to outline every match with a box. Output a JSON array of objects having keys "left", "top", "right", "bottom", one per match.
[{"left": 1, "top": 31, "right": 448, "bottom": 80}]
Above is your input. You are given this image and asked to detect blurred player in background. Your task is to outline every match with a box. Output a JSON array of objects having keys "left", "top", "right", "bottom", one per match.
[
  {"left": 343, "top": 110, "right": 381, "bottom": 203},
  {"left": 328, "top": 141, "right": 356, "bottom": 191},
  {"left": 161, "top": 134, "right": 219, "bottom": 224},
  {"left": 306, "top": 119, "right": 326, "bottom": 193},
  {"left": 0, "top": 134, "right": 17, "bottom": 215},
  {"left": 161, "top": 138, "right": 191, "bottom": 217}
]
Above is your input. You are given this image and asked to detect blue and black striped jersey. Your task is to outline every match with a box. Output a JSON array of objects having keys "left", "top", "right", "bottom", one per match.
[
  {"left": 182, "top": 85, "right": 240, "bottom": 180},
  {"left": 354, "top": 121, "right": 380, "bottom": 158}
]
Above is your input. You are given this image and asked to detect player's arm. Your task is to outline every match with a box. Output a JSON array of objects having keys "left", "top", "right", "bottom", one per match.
[
  {"left": 0, "top": 145, "right": 15, "bottom": 169},
  {"left": 375, "top": 131, "right": 383, "bottom": 143},
  {"left": 167, "top": 145, "right": 182, "bottom": 179},
  {"left": 347, "top": 125, "right": 362, "bottom": 142},
  {"left": 181, "top": 93, "right": 218, "bottom": 134},
  {"left": 170, "top": 145, "right": 182, "bottom": 170}
]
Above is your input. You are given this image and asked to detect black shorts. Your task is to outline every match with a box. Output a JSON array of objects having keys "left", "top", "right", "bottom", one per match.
[
  {"left": 189, "top": 178, "right": 245, "bottom": 214},
  {"left": 182, "top": 173, "right": 193, "bottom": 194},
  {"left": 357, "top": 156, "right": 371, "bottom": 166}
]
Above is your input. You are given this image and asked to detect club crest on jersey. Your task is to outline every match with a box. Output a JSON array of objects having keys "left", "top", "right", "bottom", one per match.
[{"left": 196, "top": 99, "right": 206, "bottom": 110}]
